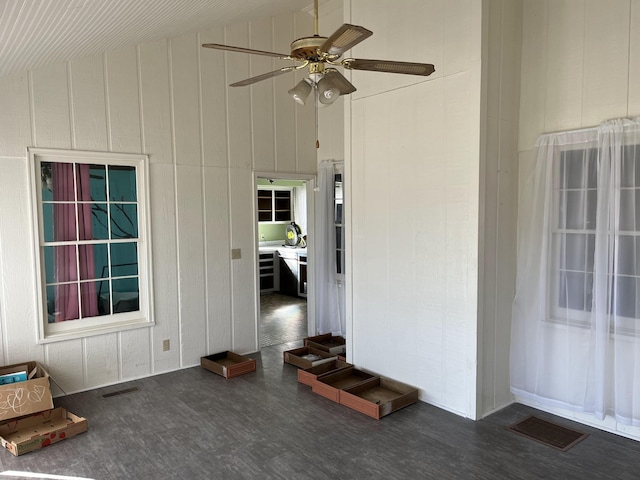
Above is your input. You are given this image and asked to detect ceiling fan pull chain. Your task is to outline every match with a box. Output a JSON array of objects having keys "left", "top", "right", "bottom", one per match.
[{"left": 315, "top": 87, "right": 320, "bottom": 149}]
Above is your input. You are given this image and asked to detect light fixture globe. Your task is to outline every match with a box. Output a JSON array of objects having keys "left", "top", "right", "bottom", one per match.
[
  {"left": 317, "top": 77, "right": 340, "bottom": 105},
  {"left": 288, "top": 79, "right": 312, "bottom": 105}
]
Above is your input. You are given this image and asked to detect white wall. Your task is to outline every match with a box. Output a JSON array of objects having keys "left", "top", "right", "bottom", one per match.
[
  {"left": 478, "top": 0, "right": 522, "bottom": 417},
  {"left": 345, "top": 0, "right": 484, "bottom": 419},
  {"left": 518, "top": 0, "right": 640, "bottom": 440},
  {"left": 0, "top": 10, "right": 316, "bottom": 394}
]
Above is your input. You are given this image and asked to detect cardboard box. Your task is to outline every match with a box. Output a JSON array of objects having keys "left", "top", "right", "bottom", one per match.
[
  {"left": 297, "top": 359, "right": 352, "bottom": 387},
  {"left": 0, "top": 361, "right": 53, "bottom": 421},
  {"left": 201, "top": 352, "right": 256, "bottom": 379},
  {"left": 304, "top": 334, "right": 346, "bottom": 355},
  {"left": 283, "top": 347, "right": 337, "bottom": 369},
  {"left": 340, "top": 377, "right": 419, "bottom": 419},
  {"left": 312, "top": 366, "right": 376, "bottom": 403},
  {"left": 0, "top": 407, "right": 87, "bottom": 456}
]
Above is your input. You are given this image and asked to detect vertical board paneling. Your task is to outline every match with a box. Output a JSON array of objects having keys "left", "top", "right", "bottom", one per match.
[
  {"left": 482, "top": 116, "right": 499, "bottom": 412},
  {"left": 105, "top": 47, "right": 142, "bottom": 153},
  {"left": 170, "top": 34, "right": 202, "bottom": 167},
  {"left": 0, "top": 7, "right": 318, "bottom": 398},
  {"left": 0, "top": 160, "right": 42, "bottom": 363},
  {"left": 31, "top": 62, "right": 71, "bottom": 148},
  {"left": 582, "top": 0, "right": 631, "bottom": 126},
  {"left": 486, "top": 0, "right": 503, "bottom": 123},
  {"left": 0, "top": 74, "right": 31, "bottom": 156},
  {"left": 350, "top": 0, "right": 442, "bottom": 99},
  {"left": 250, "top": 17, "right": 276, "bottom": 172},
  {"left": 349, "top": 100, "right": 365, "bottom": 364},
  {"left": 293, "top": 11, "right": 316, "bottom": 171},
  {"left": 120, "top": 328, "right": 152, "bottom": 379},
  {"left": 45, "top": 339, "right": 84, "bottom": 394},
  {"left": 200, "top": 28, "right": 229, "bottom": 168},
  {"left": 444, "top": 0, "right": 473, "bottom": 76},
  {"left": 69, "top": 55, "right": 108, "bottom": 150},
  {"left": 139, "top": 40, "right": 173, "bottom": 165},
  {"left": 630, "top": 0, "right": 640, "bottom": 115},
  {"left": 480, "top": 0, "right": 522, "bottom": 417},
  {"left": 544, "top": 0, "right": 584, "bottom": 132},
  {"left": 519, "top": 0, "right": 548, "bottom": 150},
  {"left": 413, "top": 79, "right": 446, "bottom": 405},
  {"left": 499, "top": 0, "right": 522, "bottom": 123},
  {"left": 204, "top": 166, "right": 232, "bottom": 354},
  {"left": 229, "top": 168, "right": 257, "bottom": 353},
  {"left": 349, "top": 0, "right": 482, "bottom": 418},
  {"left": 273, "top": 14, "right": 296, "bottom": 172},
  {"left": 175, "top": 165, "right": 207, "bottom": 365},
  {"left": 105, "top": 47, "right": 141, "bottom": 153},
  {"left": 84, "top": 334, "right": 119, "bottom": 386},
  {"left": 495, "top": 119, "right": 518, "bottom": 407},
  {"left": 352, "top": 98, "right": 391, "bottom": 376},
  {"left": 148, "top": 163, "right": 180, "bottom": 373},
  {"left": 316, "top": 1, "right": 346, "bottom": 163},
  {"left": 225, "top": 22, "right": 252, "bottom": 170}
]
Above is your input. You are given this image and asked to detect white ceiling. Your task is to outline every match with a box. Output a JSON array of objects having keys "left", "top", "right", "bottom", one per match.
[{"left": 0, "top": 0, "right": 310, "bottom": 78}]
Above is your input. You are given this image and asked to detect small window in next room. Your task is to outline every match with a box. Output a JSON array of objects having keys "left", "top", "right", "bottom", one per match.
[{"left": 29, "top": 148, "right": 153, "bottom": 343}]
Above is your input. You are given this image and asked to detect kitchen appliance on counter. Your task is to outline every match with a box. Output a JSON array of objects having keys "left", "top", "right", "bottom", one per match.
[{"left": 285, "top": 222, "right": 306, "bottom": 247}]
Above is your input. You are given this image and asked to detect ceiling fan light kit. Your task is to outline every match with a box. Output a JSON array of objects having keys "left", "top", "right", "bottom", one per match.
[
  {"left": 201, "top": 0, "right": 435, "bottom": 108},
  {"left": 289, "top": 79, "right": 313, "bottom": 105}
]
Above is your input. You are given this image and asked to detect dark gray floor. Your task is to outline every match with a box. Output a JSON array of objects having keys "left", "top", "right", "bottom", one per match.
[
  {"left": 1, "top": 342, "right": 639, "bottom": 479},
  {"left": 260, "top": 293, "right": 307, "bottom": 347}
]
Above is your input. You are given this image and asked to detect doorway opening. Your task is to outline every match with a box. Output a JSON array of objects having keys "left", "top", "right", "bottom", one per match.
[{"left": 255, "top": 175, "right": 315, "bottom": 348}]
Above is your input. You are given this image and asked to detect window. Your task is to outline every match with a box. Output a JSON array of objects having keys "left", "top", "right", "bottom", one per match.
[
  {"left": 257, "top": 188, "right": 292, "bottom": 222},
  {"left": 29, "top": 148, "right": 153, "bottom": 342},
  {"left": 550, "top": 142, "right": 640, "bottom": 327},
  {"left": 334, "top": 172, "right": 344, "bottom": 276},
  {"left": 550, "top": 147, "right": 597, "bottom": 323}
]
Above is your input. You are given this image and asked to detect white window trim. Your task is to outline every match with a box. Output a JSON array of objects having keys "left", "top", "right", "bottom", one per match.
[{"left": 28, "top": 147, "right": 154, "bottom": 343}]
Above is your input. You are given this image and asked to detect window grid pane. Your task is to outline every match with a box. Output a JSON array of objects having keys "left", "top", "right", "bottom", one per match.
[
  {"left": 40, "top": 159, "right": 141, "bottom": 323},
  {"left": 554, "top": 146, "right": 640, "bottom": 321}
]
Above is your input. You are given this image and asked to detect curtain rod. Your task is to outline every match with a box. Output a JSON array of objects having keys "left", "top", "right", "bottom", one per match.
[{"left": 541, "top": 116, "right": 640, "bottom": 138}]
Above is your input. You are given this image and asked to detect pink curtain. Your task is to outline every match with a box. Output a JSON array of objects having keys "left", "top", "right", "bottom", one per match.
[{"left": 53, "top": 163, "right": 98, "bottom": 321}]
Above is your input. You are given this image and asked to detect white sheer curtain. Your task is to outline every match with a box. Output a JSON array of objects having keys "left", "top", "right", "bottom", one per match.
[
  {"left": 315, "top": 160, "right": 344, "bottom": 335},
  {"left": 292, "top": 185, "right": 307, "bottom": 234},
  {"left": 511, "top": 117, "right": 640, "bottom": 426}
]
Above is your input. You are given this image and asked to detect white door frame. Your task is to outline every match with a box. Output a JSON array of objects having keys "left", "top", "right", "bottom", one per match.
[{"left": 253, "top": 171, "right": 316, "bottom": 348}]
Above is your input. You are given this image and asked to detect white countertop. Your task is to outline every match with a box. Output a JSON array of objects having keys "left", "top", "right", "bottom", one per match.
[{"left": 259, "top": 243, "right": 307, "bottom": 255}]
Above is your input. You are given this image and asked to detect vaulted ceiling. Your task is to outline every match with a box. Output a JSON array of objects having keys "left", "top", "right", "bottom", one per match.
[{"left": 0, "top": 0, "right": 310, "bottom": 78}]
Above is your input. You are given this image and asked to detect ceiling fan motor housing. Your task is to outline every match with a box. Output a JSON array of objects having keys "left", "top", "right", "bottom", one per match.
[{"left": 290, "top": 36, "right": 327, "bottom": 60}]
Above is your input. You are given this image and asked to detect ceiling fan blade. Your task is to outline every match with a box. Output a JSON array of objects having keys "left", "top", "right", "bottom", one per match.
[
  {"left": 342, "top": 58, "right": 435, "bottom": 76},
  {"left": 230, "top": 66, "right": 297, "bottom": 87},
  {"left": 319, "top": 24, "right": 373, "bottom": 57},
  {"left": 324, "top": 69, "right": 357, "bottom": 95},
  {"left": 202, "top": 43, "right": 291, "bottom": 60}
]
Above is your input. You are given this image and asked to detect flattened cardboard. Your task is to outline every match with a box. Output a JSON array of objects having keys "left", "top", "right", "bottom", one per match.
[
  {"left": 201, "top": 352, "right": 256, "bottom": 379},
  {"left": 283, "top": 347, "right": 337, "bottom": 369},
  {"left": 297, "top": 359, "right": 352, "bottom": 387},
  {"left": 0, "top": 407, "right": 87, "bottom": 456},
  {"left": 304, "top": 334, "right": 346, "bottom": 355},
  {"left": 0, "top": 361, "right": 53, "bottom": 421},
  {"left": 312, "top": 367, "right": 376, "bottom": 403},
  {"left": 340, "top": 377, "right": 419, "bottom": 419}
]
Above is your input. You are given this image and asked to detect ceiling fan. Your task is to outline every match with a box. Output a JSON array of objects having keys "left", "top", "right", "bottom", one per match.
[{"left": 201, "top": 0, "right": 435, "bottom": 107}]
